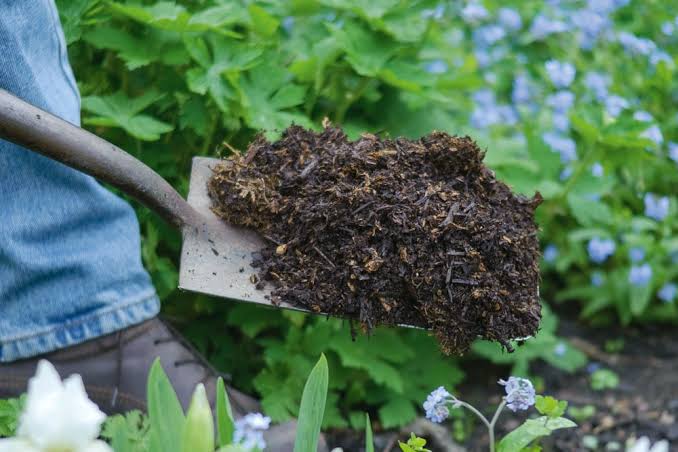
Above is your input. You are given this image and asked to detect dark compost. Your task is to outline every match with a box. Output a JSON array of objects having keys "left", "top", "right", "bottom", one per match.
[{"left": 208, "top": 125, "right": 542, "bottom": 354}]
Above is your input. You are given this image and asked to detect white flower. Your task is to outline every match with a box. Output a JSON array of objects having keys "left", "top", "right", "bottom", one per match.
[
  {"left": 0, "top": 360, "right": 110, "bottom": 452},
  {"left": 234, "top": 413, "right": 271, "bottom": 451},
  {"left": 626, "top": 436, "right": 669, "bottom": 452}
]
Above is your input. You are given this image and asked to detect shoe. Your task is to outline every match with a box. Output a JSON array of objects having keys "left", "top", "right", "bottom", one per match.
[{"left": 0, "top": 317, "right": 328, "bottom": 451}]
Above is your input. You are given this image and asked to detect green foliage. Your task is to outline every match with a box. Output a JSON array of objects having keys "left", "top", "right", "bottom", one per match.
[
  {"left": 535, "top": 396, "right": 567, "bottom": 418},
  {"left": 365, "top": 413, "right": 374, "bottom": 452},
  {"left": 398, "top": 433, "right": 431, "bottom": 452},
  {"left": 52, "top": 0, "right": 675, "bottom": 432},
  {"left": 0, "top": 396, "right": 24, "bottom": 437},
  {"left": 216, "top": 377, "right": 235, "bottom": 447},
  {"left": 567, "top": 405, "right": 596, "bottom": 424},
  {"left": 497, "top": 416, "right": 576, "bottom": 452},
  {"left": 101, "top": 411, "right": 151, "bottom": 452},
  {"left": 590, "top": 369, "right": 620, "bottom": 391},
  {"left": 181, "top": 385, "right": 214, "bottom": 452},
  {"left": 147, "top": 359, "right": 185, "bottom": 452},
  {"left": 472, "top": 304, "right": 587, "bottom": 376},
  {"left": 293, "top": 354, "right": 329, "bottom": 452}
]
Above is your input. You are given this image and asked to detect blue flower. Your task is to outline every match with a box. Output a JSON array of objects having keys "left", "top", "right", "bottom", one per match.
[
  {"left": 461, "top": 1, "right": 489, "bottom": 24},
  {"left": 644, "top": 193, "right": 669, "bottom": 221},
  {"left": 544, "top": 244, "right": 558, "bottom": 263},
  {"left": 629, "top": 263, "right": 652, "bottom": 286},
  {"left": 604, "top": 95, "right": 629, "bottom": 117},
  {"left": 499, "top": 377, "right": 535, "bottom": 412},
  {"left": 669, "top": 142, "right": 678, "bottom": 164},
  {"left": 586, "top": 362, "right": 602, "bottom": 374},
  {"left": 650, "top": 50, "right": 673, "bottom": 66},
  {"left": 571, "top": 9, "right": 609, "bottom": 49},
  {"left": 281, "top": 16, "right": 295, "bottom": 33},
  {"left": 584, "top": 72, "right": 610, "bottom": 101},
  {"left": 545, "top": 60, "right": 576, "bottom": 88},
  {"left": 546, "top": 90, "right": 575, "bottom": 112},
  {"left": 423, "top": 386, "right": 453, "bottom": 423},
  {"left": 512, "top": 74, "right": 532, "bottom": 105},
  {"left": 552, "top": 113, "right": 570, "bottom": 132},
  {"left": 530, "top": 14, "right": 569, "bottom": 40},
  {"left": 560, "top": 166, "right": 573, "bottom": 181},
  {"left": 425, "top": 59, "right": 448, "bottom": 74},
  {"left": 421, "top": 4, "right": 445, "bottom": 20},
  {"left": 588, "top": 237, "right": 616, "bottom": 263},
  {"left": 617, "top": 31, "right": 656, "bottom": 56},
  {"left": 498, "top": 8, "right": 522, "bottom": 31},
  {"left": 554, "top": 342, "right": 567, "bottom": 356},
  {"left": 634, "top": 110, "right": 654, "bottom": 122},
  {"left": 641, "top": 125, "right": 664, "bottom": 145},
  {"left": 543, "top": 131, "right": 577, "bottom": 162},
  {"left": 591, "top": 162, "right": 604, "bottom": 177},
  {"left": 662, "top": 21, "right": 675, "bottom": 36},
  {"left": 234, "top": 413, "right": 271, "bottom": 451},
  {"left": 591, "top": 271, "right": 604, "bottom": 287},
  {"left": 628, "top": 247, "right": 645, "bottom": 263},
  {"left": 473, "top": 25, "right": 506, "bottom": 48},
  {"left": 658, "top": 283, "right": 677, "bottom": 303}
]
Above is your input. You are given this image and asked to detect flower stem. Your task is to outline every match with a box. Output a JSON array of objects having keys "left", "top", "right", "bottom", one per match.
[
  {"left": 488, "top": 401, "right": 507, "bottom": 452},
  {"left": 452, "top": 399, "right": 506, "bottom": 452}
]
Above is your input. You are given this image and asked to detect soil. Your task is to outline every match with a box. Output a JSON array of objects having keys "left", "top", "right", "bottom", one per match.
[
  {"left": 324, "top": 318, "right": 678, "bottom": 451},
  {"left": 453, "top": 318, "right": 678, "bottom": 451},
  {"left": 208, "top": 125, "right": 542, "bottom": 354}
]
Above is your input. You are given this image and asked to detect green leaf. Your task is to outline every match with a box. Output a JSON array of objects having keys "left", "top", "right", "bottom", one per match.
[
  {"left": 181, "top": 385, "right": 214, "bottom": 452},
  {"left": 81, "top": 91, "right": 173, "bottom": 141},
  {"left": 498, "top": 417, "right": 576, "bottom": 452},
  {"left": 84, "top": 26, "right": 189, "bottom": 70},
  {"left": 216, "top": 377, "right": 235, "bottom": 447},
  {"left": 248, "top": 4, "right": 279, "bottom": 37},
  {"left": 147, "top": 359, "right": 185, "bottom": 452},
  {"left": 101, "top": 410, "right": 150, "bottom": 452},
  {"left": 590, "top": 369, "right": 620, "bottom": 391},
  {"left": 56, "top": 0, "right": 99, "bottom": 44},
  {"left": 566, "top": 193, "right": 614, "bottom": 227},
  {"left": 328, "top": 21, "right": 399, "bottom": 76},
  {"left": 378, "top": 397, "right": 417, "bottom": 428},
  {"left": 240, "top": 62, "right": 311, "bottom": 133},
  {"left": 293, "top": 354, "right": 330, "bottom": 452},
  {"left": 0, "top": 396, "right": 25, "bottom": 437},
  {"left": 630, "top": 279, "right": 653, "bottom": 315},
  {"left": 535, "top": 395, "right": 568, "bottom": 418},
  {"left": 366, "top": 413, "right": 375, "bottom": 452}
]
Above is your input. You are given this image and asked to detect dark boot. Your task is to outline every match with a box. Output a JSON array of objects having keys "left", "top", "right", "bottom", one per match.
[{"left": 0, "top": 317, "right": 327, "bottom": 451}]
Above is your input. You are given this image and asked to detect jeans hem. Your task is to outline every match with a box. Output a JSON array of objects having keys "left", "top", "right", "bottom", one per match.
[{"left": 0, "top": 291, "right": 160, "bottom": 363}]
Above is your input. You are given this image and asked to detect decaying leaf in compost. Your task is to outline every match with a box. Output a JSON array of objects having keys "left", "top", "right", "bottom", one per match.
[{"left": 208, "top": 125, "right": 542, "bottom": 354}]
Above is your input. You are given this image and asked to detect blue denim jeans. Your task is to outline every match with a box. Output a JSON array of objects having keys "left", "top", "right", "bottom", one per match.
[{"left": 0, "top": 0, "right": 159, "bottom": 362}]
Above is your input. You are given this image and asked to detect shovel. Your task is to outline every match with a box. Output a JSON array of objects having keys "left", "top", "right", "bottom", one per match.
[{"left": 0, "top": 89, "right": 293, "bottom": 311}]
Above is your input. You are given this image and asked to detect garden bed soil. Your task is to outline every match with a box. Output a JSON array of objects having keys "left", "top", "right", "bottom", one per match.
[{"left": 208, "top": 125, "right": 542, "bottom": 354}]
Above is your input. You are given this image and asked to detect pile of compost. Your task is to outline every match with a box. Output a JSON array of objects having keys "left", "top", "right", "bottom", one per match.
[{"left": 208, "top": 125, "right": 542, "bottom": 354}]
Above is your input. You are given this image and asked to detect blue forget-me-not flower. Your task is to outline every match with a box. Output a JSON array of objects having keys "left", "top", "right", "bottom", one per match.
[
  {"left": 658, "top": 283, "right": 677, "bottom": 303},
  {"left": 499, "top": 377, "right": 535, "bottom": 412},
  {"left": 588, "top": 237, "right": 616, "bottom": 263},
  {"left": 234, "top": 413, "right": 271, "bottom": 451},
  {"left": 629, "top": 263, "right": 652, "bottom": 286},
  {"left": 644, "top": 193, "right": 669, "bottom": 221},
  {"left": 544, "top": 244, "right": 558, "bottom": 263},
  {"left": 629, "top": 247, "right": 645, "bottom": 263},
  {"left": 423, "top": 386, "right": 456, "bottom": 423},
  {"left": 545, "top": 60, "right": 576, "bottom": 88}
]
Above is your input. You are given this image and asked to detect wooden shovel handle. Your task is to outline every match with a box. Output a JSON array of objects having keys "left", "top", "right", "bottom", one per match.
[{"left": 0, "top": 89, "right": 202, "bottom": 229}]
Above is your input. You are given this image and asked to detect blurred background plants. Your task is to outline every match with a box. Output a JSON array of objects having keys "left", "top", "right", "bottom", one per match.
[{"left": 56, "top": 0, "right": 677, "bottom": 432}]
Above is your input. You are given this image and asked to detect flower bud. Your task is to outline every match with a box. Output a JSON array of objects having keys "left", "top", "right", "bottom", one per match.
[{"left": 181, "top": 384, "right": 214, "bottom": 452}]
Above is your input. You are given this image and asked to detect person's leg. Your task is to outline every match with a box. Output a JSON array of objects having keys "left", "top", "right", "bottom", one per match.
[
  {"left": 0, "top": 4, "right": 324, "bottom": 449},
  {"left": 0, "top": 0, "right": 159, "bottom": 362}
]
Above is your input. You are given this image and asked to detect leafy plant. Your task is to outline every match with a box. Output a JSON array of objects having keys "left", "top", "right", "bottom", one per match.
[
  {"left": 590, "top": 369, "right": 620, "bottom": 391},
  {"left": 0, "top": 396, "right": 24, "bottom": 437}
]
